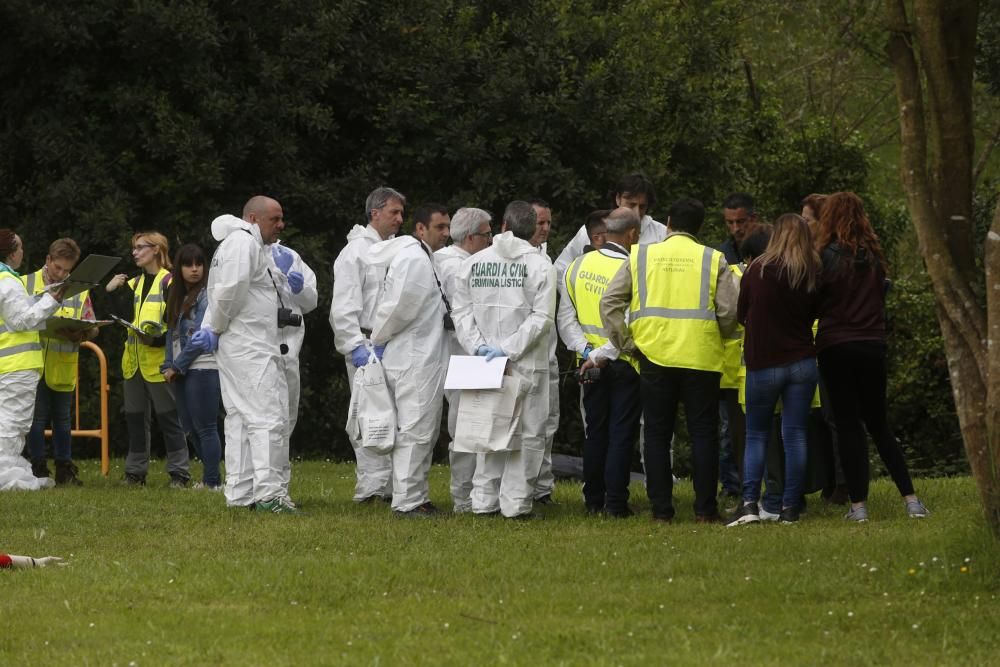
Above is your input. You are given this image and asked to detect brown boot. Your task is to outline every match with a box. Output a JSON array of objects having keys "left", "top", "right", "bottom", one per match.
[
  {"left": 31, "top": 459, "right": 51, "bottom": 479},
  {"left": 54, "top": 460, "right": 83, "bottom": 486}
]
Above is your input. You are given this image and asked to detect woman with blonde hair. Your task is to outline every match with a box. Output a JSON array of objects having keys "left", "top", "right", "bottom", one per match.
[
  {"left": 728, "top": 214, "right": 820, "bottom": 526},
  {"left": 814, "top": 192, "right": 928, "bottom": 521},
  {"left": 106, "top": 232, "right": 190, "bottom": 487}
]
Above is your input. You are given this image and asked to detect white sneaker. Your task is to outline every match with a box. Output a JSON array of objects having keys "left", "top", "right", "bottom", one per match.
[{"left": 759, "top": 507, "right": 780, "bottom": 522}]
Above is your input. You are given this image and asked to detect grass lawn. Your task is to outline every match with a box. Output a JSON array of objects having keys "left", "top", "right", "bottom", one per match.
[{"left": 2, "top": 459, "right": 998, "bottom": 666}]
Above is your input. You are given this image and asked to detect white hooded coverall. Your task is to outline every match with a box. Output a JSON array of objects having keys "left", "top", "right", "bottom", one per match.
[
  {"left": 330, "top": 224, "right": 393, "bottom": 501},
  {"left": 368, "top": 236, "right": 449, "bottom": 512},
  {"left": 206, "top": 215, "right": 289, "bottom": 506},
  {"left": 453, "top": 231, "right": 556, "bottom": 517},
  {"left": 269, "top": 243, "right": 318, "bottom": 494},
  {"left": 0, "top": 273, "right": 59, "bottom": 491},
  {"left": 434, "top": 243, "right": 475, "bottom": 512},
  {"left": 552, "top": 215, "right": 667, "bottom": 282}
]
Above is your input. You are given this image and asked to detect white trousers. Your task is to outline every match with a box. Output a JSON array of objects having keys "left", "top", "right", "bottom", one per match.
[
  {"left": 219, "top": 351, "right": 289, "bottom": 506},
  {"left": 534, "top": 368, "right": 559, "bottom": 499},
  {"left": 280, "top": 354, "right": 300, "bottom": 494},
  {"left": 471, "top": 369, "right": 548, "bottom": 517},
  {"left": 384, "top": 366, "right": 444, "bottom": 512},
  {"left": 344, "top": 360, "right": 393, "bottom": 501},
  {"left": 445, "top": 387, "right": 475, "bottom": 512},
  {"left": 0, "top": 370, "right": 54, "bottom": 491}
]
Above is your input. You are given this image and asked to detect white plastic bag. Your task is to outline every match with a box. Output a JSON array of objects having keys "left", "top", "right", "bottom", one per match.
[
  {"left": 452, "top": 376, "right": 525, "bottom": 453},
  {"left": 346, "top": 350, "right": 396, "bottom": 455}
]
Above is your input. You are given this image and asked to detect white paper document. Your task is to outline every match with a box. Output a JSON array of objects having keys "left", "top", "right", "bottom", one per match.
[{"left": 444, "top": 354, "right": 508, "bottom": 390}]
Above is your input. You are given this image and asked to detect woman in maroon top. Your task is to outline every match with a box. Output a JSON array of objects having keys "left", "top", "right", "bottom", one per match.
[
  {"left": 814, "top": 192, "right": 929, "bottom": 522},
  {"left": 728, "top": 213, "right": 820, "bottom": 526}
]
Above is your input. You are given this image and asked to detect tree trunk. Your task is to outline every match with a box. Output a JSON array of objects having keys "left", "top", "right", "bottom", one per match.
[{"left": 884, "top": 0, "right": 1000, "bottom": 537}]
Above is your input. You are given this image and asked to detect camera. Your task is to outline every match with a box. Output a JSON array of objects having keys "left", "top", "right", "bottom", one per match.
[
  {"left": 277, "top": 307, "right": 302, "bottom": 328},
  {"left": 578, "top": 367, "right": 601, "bottom": 384},
  {"left": 443, "top": 311, "right": 455, "bottom": 332}
]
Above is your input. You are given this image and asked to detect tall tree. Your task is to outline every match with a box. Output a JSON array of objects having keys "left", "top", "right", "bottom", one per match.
[{"left": 883, "top": 0, "right": 1000, "bottom": 535}]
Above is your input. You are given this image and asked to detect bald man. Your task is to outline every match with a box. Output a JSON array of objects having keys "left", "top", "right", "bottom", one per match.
[{"left": 195, "top": 196, "right": 294, "bottom": 512}]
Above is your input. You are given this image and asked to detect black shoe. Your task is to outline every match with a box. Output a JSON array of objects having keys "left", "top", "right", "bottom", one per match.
[
  {"left": 507, "top": 512, "right": 542, "bottom": 521},
  {"left": 725, "top": 502, "right": 761, "bottom": 527},
  {"left": 605, "top": 507, "right": 635, "bottom": 519},
  {"left": 652, "top": 511, "right": 675, "bottom": 524},
  {"left": 779, "top": 506, "right": 801, "bottom": 524},
  {"left": 358, "top": 494, "right": 390, "bottom": 504},
  {"left": 54, "top": 460, "right": 82, "bottom": 486},
  {"left": 168, "top": 474, "right": 190, "bottom": 489},
  {"left": 823, "top": 485, "right": 850, "bottom": 506},
  {"left": 122, "top": 473, "right": 146, "bottom": 487},
  {"left": 535, "top": 494, "right": 558, "bottom": 506},
  {"left": 394, "top": 502, "right": 440, "bottom": 518},
  {"left": 31, "top": 459, "right": 51, "bottom": 479}
]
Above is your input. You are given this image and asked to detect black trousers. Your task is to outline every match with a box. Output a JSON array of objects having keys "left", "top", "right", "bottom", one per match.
[
  {"left": 817, "top": 340, "right": 915, "bottom": 502},
  {"left": 639, "top": 358, "right": 721, "bottom": 518},
  {"left": 582, "top": 360, "right": 642, "bottom": 513}
]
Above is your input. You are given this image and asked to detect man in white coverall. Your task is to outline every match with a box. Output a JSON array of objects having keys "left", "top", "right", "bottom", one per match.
[
  {"left": 0, "top": 230, "right": 63, "bottom": 491},
  {"left": 269, "top": 240, "right": 318, "bottom": 498},
  {"left": 529, "top": 199, "right": 559, "bottom": 505},
  {"left": 453, "top": 201, "right": 556, "bottom": 519},
  {"left": 434, "top": 207, "right": 493, "bottom": 512},
  {"left": 193, "top": 196, "right": 291, "bottom": 512},
  {"left": 368, "top": 204, "right": 451, "bottom": 517},
  {"left": 330, "top": 186, "right": 405, "bottom": 503},
  {"left": 553, "top": 173, "right": 667, "bottom": 280}
]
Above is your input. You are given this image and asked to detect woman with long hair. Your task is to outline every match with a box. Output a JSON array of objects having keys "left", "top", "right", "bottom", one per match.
[
  {"left": 162, "top": 244, "right": 222, "bottom": 490},
  {"left": 106, "top": 232, "right": 190, "bottom": 487},
  {"left": 813, "top": 192, "right": 928, "bottom": 521},
  {"left": 728, "top": 214, "right": 820, "bottom": 526}
]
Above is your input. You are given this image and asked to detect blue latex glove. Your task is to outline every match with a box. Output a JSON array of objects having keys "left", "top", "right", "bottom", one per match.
[
  {"left": 476, "top": 345, "right": 505, "bottom": 362},
  {"left": 271, "top": 244, "right": 294, "bottom": 275},
  {"left": 190, "top": 328, "right": 219, "bottom": 353},
  {"left": 373, "top": 345, "right": 385, "bottom": 360},
  {"left": 350, "top": 345, "right": 370, "bottom": 368},
  {"left": 582, "top": 344, "right": 593, "bottom": 360},
  {"left": 287, "top": 271, "right": 304, "bottom": 294}
]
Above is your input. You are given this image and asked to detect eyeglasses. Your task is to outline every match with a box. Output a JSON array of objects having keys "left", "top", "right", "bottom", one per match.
[
  {"left": 471, "top": 231, "right": 493, "bottom": 238},
  {"left": 133, "top": 243, "right": 155, "bottom": 251}
]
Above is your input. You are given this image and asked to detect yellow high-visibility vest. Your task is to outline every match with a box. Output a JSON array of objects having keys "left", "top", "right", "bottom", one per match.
[
  {"left": 122, "top": 268, "right": 170, "bottom": 382},
  {"left": 565, "top": 249, "right": 638, "bottom": 372},
  {"left": 0, "top": 270, "right": 43, "bottom": 375},
  {"left": 720, "top": 263, "right": 745, "bottom": 389},
  {"left": 22, "top": 269, "right": 87, "bottom": 391},
  {"left": 628, "top": 235, "right": 723, "bottom": 372}
]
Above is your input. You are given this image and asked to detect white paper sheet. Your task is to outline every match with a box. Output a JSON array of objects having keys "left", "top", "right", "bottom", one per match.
[{"left": 444, "top": 354, "right": 508, "bottom": 390}]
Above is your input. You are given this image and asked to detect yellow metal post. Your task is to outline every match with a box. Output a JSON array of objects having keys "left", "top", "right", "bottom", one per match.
[{"left": 43, "top": 341, "right": 111, "bottom": 476}]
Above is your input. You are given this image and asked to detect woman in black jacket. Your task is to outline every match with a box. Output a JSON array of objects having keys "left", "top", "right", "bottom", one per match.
[{"left": 814, "top": 192, "right": 929, "bottom": 522}]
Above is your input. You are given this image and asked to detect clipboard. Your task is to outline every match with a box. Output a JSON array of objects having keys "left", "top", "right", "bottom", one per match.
[
  {"left": 44, "top": 316, "right": 112, "bottom": 335},
  {"left": 55, "top": 254, "right": 122, "bottom": 299},
  {"left": 110, "top": 314, "right": 148, "bottom": 337}
]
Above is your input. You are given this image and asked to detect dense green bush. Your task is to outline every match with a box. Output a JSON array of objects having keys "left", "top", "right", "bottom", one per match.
[{"left": 0, "top": 0, "right": 963, "bottom": 475}]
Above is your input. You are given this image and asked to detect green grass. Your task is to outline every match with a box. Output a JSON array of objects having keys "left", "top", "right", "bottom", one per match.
[{"left": 2, "top": 460, "right": 999, "bottom": 666}]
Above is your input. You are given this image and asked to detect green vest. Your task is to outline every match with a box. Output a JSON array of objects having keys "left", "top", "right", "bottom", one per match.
[
  {"left": 720, "top": 263, "right": 744, "bottom": 389},
  {"left": 565, "top": 249, "right": 637, "bottom": 372},
  {"left": 628, "top": 235, "right": 724, "bottom": 373},
  {"left": 122, "top": 268, "right": 170, "bottom": 382},
  {"left": 0, "top": 269, "right": 44, "bottom": 375},
  {"left": 23, "top": 269, "right": 87, "bottom": 391}
]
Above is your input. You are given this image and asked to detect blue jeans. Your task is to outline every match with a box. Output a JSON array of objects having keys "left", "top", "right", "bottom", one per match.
[
  {"left": 174, "top": 369, "right": 223, "bottom": 487},
  {"left": 743, "top": 357, "right": 817, "bottom": 509},
  {"left": 27, "top": 381, "right": 74, "bottom": 462},
  {"left": 581, "top": 359, "right": 641, "bottom": 513}
]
